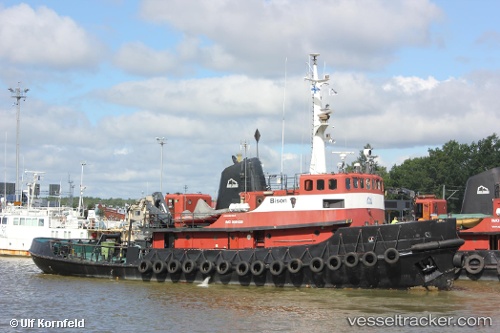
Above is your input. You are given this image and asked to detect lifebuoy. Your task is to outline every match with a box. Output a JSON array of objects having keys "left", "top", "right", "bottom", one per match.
[
  {"left": 250, "top": 260, "right": 265, "bottom": 276},
  {"left": 327, "top": 255, "right": 341, "bottom": 271},
  {"left": 138, "top": 260, "right": 152, "bottom": 273},
  {"left": 217, "top": 260, "right": 231, "bottom": 275},
  {"left": 361, "top": 251, "right": 377, "bottom": 267},
  {"left": 152, "top": 260, "right": 166, "bottom": 274},
  {"left": 383, "top": 248, "right": 400, "bottom": 265},
  {"left": 344, "top": 252, "right": 359, "bottom": 268},
  {"left": 270, "top": 260, "right": 285, "bottom": 276},
  {"left": 200, "top": 260, "right": 214, "bottom": 274},
  {"left": 287, "top": 258, "right": 303, "bottom": 274},
  {"left": 464, "top": 254, "right": 485, "bottom": 275},
  {"left": 182, "top": 259, "right": 197, "bottom": 274},
  {"left": 309, "top": 257, "right": 324, "bottom": 273},
  {"left": 236, "top": 261, "right": 250, "bottom": 276},
  {"left": 167, "top": 259, "right": 181, "bottom": 274}
]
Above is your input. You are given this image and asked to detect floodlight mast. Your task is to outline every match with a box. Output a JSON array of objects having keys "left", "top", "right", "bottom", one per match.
[
  {"left": 8, "top": 82, "right": 29, "bottom": 203},
  {"left": 156, "top": 137, "right": 166, "bottom": 193},
  {"left": 78, "top": 162, "right": 86, "bottom": 217}
]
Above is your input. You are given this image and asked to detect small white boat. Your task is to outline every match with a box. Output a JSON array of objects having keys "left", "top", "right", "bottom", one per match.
[{"left": 0, "top": 173, "right": 104, "bottom": 256}]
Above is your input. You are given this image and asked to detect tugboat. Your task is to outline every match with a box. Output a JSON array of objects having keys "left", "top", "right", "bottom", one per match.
[
  {"left": 386, "top": 169, "right": 500, "bottom": 281},
  {"left": 29, "top": 54, "right": 464, "bottom": 289},
  {"left": 444, "top": 168, "right": 500, "bottom": 281}
]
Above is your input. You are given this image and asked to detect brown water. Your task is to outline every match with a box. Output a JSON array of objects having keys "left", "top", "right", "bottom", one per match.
[{"left": 0, "top": 257, "right": 498, "bottom": 332}]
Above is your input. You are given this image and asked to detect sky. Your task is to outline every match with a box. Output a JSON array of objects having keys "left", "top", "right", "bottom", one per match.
[{"left": 1, "top": 0, "right": 500, "bottom": 200}]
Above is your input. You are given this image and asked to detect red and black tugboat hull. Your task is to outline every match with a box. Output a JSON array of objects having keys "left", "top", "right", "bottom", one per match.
[{"left": 30, "top": 219, "right": 464, "bottom": 289}]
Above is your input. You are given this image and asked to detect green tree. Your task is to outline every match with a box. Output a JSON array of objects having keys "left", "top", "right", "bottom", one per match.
[{"left": 386, "top": 133, "right": 500, "bottom": 213}]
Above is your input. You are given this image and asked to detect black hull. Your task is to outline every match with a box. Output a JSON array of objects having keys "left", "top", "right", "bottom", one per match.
[
  {"left": 455, "top": 250, "right": 500, "bottom": 281},
  {"left": 30, "top": 219, "right": 464, "bottom": 289}
]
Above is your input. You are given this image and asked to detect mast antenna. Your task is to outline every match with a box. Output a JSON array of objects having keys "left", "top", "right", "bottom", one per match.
[{"left": 280, "top": 57, "right": 287, "bottom": 176}]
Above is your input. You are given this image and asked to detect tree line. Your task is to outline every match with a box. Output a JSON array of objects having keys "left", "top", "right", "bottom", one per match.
[{"left": 358, "top": 134, "right": 500, "bottom": 213}]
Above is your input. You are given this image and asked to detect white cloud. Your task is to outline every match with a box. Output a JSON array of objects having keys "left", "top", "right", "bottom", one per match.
[
  {"left": 137, "top": 0, "right": 442, "bottom": 74},
  {"left": 0, "top": 3, "right": 102, "bottom": 69},
  {"left": 114, "top": 42, "right": 177, "bottom": 76},
  {"left": 382, "top": 76, "right": 440, "bottom": 94},
  {"left": 113, "top": 147, "right": 131, "bottom": 156}
]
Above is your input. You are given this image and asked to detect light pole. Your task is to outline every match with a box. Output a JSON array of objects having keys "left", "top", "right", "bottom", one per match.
[
  {"left": 8, "top": 83, "right": 29, "bottom": 203},
  {"left": 77, "top": 161, "right": 86, "bottom": 217},
  {"left": 156, "top": 137, "right": 166, "bottom": 193}
]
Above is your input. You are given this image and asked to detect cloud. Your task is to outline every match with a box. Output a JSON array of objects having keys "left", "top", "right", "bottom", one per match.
[
  {"left": 475, "top": 30, "right": 500, "bottom": 48},
  {"left": 114, "top": 42, "right": 178, "bottom": 76},
  {"left": 135, "top": 0, "right": 442, "bottom": 74},
  {"left": 0, "top": 3, "right": 102, "bottom": 70},
  {"left": 382, "top": 76, "right": 440, "bottom": 94}
]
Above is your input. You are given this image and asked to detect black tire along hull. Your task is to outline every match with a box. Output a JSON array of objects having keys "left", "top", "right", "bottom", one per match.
[
  {"left": 30, "top": 219, "right": 464, "bottom": 289},
  {"left": 454, "top": 250, "right": 500, "bottom": 281}
]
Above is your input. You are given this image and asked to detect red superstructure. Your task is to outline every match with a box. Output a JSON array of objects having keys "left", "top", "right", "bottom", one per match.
[
  {"left": 457, "top": 198, "right": 500, "bottom": 251},
  {"left": 155, "top": 172, "right": 385, "bottom": 250},
  {"left": 414, "top": 195, "right": 447, "bottom": 221}
]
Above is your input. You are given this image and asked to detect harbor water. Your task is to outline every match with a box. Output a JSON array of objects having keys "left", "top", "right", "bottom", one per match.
[{"left": 0, "top": 257, "right": 498, "bottom": 333}]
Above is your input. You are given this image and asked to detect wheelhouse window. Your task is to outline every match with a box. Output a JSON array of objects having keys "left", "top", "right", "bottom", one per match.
[
  {"left": 345, "top": 178, "right": 351, "bottom": 190},
  {"left": 328, "top": 179, "right": 337, "bottom": 190},
  {"left": 353, "top": 177, "right": 359, "bottom": 189},
  {"left": 305, "top": 179, "right": 313, "bottom": 191},
  {"left": 366, "top": 178, "right": 371, "bottom": 189},
  {"left": 317, "top": 179, "right": 325, "bottom": 191}
]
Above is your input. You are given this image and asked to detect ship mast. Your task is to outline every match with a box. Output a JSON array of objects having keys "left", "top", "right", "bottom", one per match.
[{"left": 305, "top": 53, "right": 331, "bottom": 174}]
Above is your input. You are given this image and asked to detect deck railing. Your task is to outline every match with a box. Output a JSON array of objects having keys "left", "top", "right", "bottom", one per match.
[{"left": 48, "top": 239, "right": 141, "bottom": 264}]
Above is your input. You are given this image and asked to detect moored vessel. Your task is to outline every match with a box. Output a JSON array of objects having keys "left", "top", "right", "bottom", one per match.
[
  {"left": 29, "top": 54, "right": 464, "bottom": 289},
  {"left": 0, "top": 172, "right": 102, "bottom": 256},
  {"left": 390, "top": 169, "right": 500, "bottom": 281},
  {"left": 444, "top": 168, "right": 500, "bottom": 281}
]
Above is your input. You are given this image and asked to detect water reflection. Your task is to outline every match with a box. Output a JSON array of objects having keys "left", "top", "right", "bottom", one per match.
[{"left": 0, "top": 257, "right": 497, "bottom": 333}]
